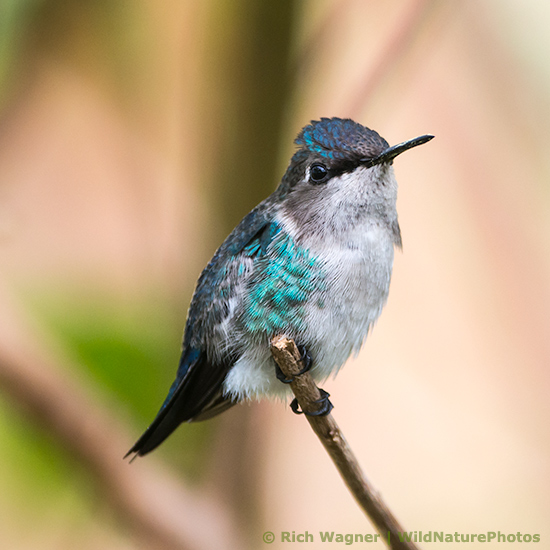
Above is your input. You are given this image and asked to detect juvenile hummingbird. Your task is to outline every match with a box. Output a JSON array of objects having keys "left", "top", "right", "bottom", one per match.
[{"left": 128, "top": 117, "right": 433, "bottom": 457}]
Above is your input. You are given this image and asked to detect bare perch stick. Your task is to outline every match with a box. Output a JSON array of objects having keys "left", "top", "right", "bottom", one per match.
[{"left": 270, "top": 336, "right": 420, "bottom": 550}]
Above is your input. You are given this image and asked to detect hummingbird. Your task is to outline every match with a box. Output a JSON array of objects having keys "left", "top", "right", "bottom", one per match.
[{"left": 127, "top": 117, "right": 433, "bottom": 457}]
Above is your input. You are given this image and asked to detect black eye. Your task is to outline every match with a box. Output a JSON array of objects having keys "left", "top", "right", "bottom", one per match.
[{"left": 309, "top": 163, "right": 329, "bottom": 184}]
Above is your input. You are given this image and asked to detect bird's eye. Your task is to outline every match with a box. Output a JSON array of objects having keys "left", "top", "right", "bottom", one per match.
[{"left": 309, "top": 163, "right": 329, "bottom": 184}]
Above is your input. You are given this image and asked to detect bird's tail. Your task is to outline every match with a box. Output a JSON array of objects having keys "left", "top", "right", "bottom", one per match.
[{"left": 125, "top": 349, "right": 236, "bottom": 458}]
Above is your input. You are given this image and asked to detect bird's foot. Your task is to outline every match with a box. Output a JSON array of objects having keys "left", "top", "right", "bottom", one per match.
[
  {"left": 290, "top": 388, "right": 333, "bottom": 416},
  {"left": 274, "top": 344, "right": 312, "bottom": 384}
]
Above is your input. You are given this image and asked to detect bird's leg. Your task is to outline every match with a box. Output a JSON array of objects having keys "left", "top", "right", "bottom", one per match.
[
  {"left": 273, "top": 343, "right": 333, "bottom": 416},
  {"left": 274, "top": 344, "right": 312, "bottom": 383},
  {"left": 275, "top": 364, "right": 294, "bottom": 384},
  {"left": 295, "top": 344, "right": 313, "bottom": 376},
  {"left": 290, "top": 345, "right": 333, "bottom": 415},
  {"left": 290, "top": 389, "right": 334, "bottom": 416}
]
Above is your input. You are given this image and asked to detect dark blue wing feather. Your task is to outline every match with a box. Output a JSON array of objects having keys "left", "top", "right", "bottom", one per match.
[{"left": 127, "top": 202, "right": 278, "bottom": 457}]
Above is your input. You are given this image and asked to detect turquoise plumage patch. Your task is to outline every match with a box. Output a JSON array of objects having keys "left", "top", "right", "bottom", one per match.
[{"left": 243, "top": 228, "right": 326, "bottom": 335}]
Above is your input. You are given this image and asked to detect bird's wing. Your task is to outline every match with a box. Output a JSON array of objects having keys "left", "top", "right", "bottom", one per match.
[{"left": 127, "top": 206, "right": 278, "bottom": 457}]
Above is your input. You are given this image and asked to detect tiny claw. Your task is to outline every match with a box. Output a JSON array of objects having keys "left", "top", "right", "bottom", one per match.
[
  {"left": 289, "top": 389, "right": 334, "bottom": 416},
  {"left": 296, "top": 345, "right": 312, "bottom": 375},
  {"left": 275, "top": 363, "right": 294, "bottom": 384},
  {"left": 290, "top": 397, "right": 302, "bottom": 414},
  {"left": 275, "top": 344, "right": 312, "bottom": 384}
]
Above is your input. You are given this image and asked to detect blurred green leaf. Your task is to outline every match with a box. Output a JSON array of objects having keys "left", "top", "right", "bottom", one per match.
[
  {"left": 23, "top": 286, "right": 216, "bottom": 478},
  {"left": 29, "top": 290, "right": 178, "bottom": 420}
]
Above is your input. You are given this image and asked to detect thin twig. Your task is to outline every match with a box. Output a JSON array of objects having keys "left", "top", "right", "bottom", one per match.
[{"left": 270, "top": 335, "right": 421, "bottom": 550}]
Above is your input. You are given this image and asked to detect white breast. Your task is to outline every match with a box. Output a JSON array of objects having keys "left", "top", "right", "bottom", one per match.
[{"left": 304, "top": 222, "right": 395, "bottom": 380}]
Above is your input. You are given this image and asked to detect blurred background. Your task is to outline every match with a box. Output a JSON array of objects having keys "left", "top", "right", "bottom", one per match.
[{"left": 0, "top": 0, "right": 549, "bottom": 548}]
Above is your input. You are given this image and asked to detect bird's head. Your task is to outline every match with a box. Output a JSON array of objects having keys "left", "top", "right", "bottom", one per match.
[{"left": 277, "top": 118, "right": 433, "bottom": 242}]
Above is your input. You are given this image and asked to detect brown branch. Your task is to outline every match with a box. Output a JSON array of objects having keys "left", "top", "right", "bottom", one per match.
[
  {"left": 270, "top": 335, "right": 421, "bottom": 550},
  {"left": 0, "top": 280, "right": 243, "bottom": 550}
]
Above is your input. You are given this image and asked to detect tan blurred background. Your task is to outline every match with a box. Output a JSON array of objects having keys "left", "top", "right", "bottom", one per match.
[{"left": 0, "top": 0, "right": 548, "bottom": 549}]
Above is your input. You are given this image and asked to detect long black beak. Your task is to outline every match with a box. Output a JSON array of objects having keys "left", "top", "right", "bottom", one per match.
[{"left": 361, "top": 134, "right": 434, "bottom": 168}]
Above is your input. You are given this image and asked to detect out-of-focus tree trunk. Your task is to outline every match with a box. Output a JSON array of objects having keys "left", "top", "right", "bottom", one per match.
[
  {"left": 194, "top": 0, "right": 298, "bottom": 544},
  {"left": 198, "top": 0, "right": 297, "bottom": 236}
]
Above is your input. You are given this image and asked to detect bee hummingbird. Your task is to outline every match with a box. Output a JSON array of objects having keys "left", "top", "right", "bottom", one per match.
[{"left": 127, "top": 117, "right": 433, "bottom": 457}]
